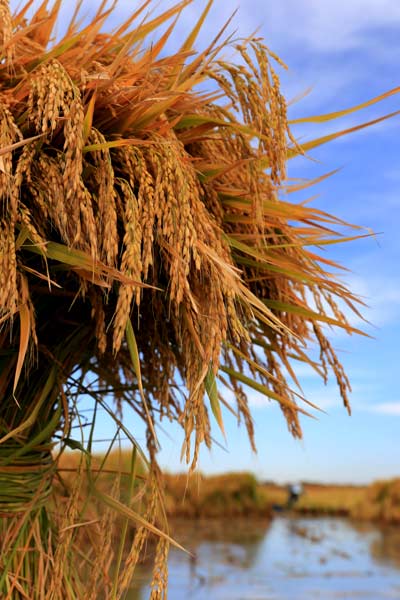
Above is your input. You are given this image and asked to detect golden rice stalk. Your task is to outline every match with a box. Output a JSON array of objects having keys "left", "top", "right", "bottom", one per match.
[
  {"left": 150, "top": 538, "right": 169, "bottom": 600},
  {"left": 0, "top": 0, "right": 14, "bottom": 66},
  {"left": 113, "top": 178, "right": 142, "bottom": 353},
  {"left": 86, "top": 128, "right": 118, "bottom": 265},
  {"left": 0, "top": 219, "right": 18, "bottom": 318}
]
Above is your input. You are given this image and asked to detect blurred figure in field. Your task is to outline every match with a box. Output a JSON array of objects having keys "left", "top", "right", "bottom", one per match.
[{"left": 287, "top": 482, "right": 303, "bottom": 510}]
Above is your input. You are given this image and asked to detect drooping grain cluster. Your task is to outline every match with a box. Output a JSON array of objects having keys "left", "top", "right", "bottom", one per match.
[
  {"left": 0, "top": 0, "right": 13, "bottom": 65},
  {"left": 0, "top": 1, "right": 379, "bottom": 598}
]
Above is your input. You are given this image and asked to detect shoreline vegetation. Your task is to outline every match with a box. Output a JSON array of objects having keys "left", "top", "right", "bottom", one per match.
[
  {"left": 58, "top": 452, "right": 400, "bottom": 525},
  {"left": 164, "top": 473, "right": 400, "bottom": 524}
]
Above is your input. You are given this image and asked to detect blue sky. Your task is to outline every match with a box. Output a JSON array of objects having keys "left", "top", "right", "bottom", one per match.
[
  {"left": 16, "top": 1, "right": 400, "bottom": 483},
  {"left": 146, "top": 0, "right": 400, "bottom": 484}
]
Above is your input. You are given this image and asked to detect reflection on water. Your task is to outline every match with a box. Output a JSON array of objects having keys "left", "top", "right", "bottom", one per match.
[
  {"left": 370, "top": 526, "right": 400, "bottom": 570},
  {"left": 127, "top": 517, "right": 400, "bottom": 599}
]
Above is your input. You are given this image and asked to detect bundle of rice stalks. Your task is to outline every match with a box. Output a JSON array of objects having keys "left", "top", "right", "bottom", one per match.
[{"left": 0, "top": 0, "right": 397, "bottom": 597}]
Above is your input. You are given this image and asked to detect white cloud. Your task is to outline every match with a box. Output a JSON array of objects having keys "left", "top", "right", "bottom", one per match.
[
  {"left": 337, "top": 272, "right": 400, "bottom": 330},
  {"left": 367, "top": 402, "right": 400, "bottom": 416},
  {"left": 43, "top": 1, "right": 399, "bottom": 56},
  {"left": 297, "top": 270, "right": 400, "bottom": 344},
  {"left": 16, "top": 1, "right": 400, "bottom": 58},
  {"left": 145, "top": 0, "right": 400, "bottom": 55},
  {"left": 238, "top": 0, "right": 400, "bottom": 53}
]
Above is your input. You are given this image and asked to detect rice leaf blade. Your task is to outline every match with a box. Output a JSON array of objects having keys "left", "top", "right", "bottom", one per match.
[{"left": 205, "top": 367, "right": 225, "bottom": 436}]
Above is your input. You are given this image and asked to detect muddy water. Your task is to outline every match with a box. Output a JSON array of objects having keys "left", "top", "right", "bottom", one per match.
[{"left": 127, "top": 517, "right": 400, "bottom": 599}]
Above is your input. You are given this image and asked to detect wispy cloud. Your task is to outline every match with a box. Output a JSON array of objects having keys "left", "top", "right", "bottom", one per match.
[
  {"left": 141, "top": 0, "right": 400, "bottom": 56},
  {"left": 336, "top": 272, "right": 400, "bottom": 330},
  {"left": 239, "top": 0, "right": 400, "bottom": 53},
  {"left": 367, "top": 402, "right": 400, "bottom": 416},
  {"left": 16, "top": 1, "right": 400, "bottom": 61}
]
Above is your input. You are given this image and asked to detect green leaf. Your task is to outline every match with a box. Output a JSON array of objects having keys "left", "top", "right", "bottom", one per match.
[
  {"left": 126, "top": 318, "right": 158, "bottom": 445},
  {"left": 64, "top": 438, "right": 89, "bottom": 454},
  {"left": 13, "top": 299, "right": 30, "bottom": 395},
  {"left": 175, "top": 114, "right": 226, "bottom": 129},
  {"left": 180, "top": 0, "right": 214, "bottom": 53},
  {"left": 263, "top": 299, "right": 368, "bottom": 336},
  {"left": 220, "top": 365, "right": 314, "bottom": 418},
  {"left": 0, "top": 133, "right": 44, "bottom": 157},
  {"left": 93, "top": 488, "right": 188, "bottom": 553},
  {"left": 0, "top": 367, "right": 57, "bottom": 445},
  {"left": 24, "top": 240, "right": 151, "bottom": 289},
  {"left": 288, "top": 110, "right": 400, "bottom": 158},
  {"left": 83, "top": 91, "right": 97, "bottom": 143},
  {"left": 6, "top": 402, "right": 63, "bottom": 464},
  {"left": 205, "top": 367, "right": 225, "bottom": 436},
  {"left": 83, "top": 138, "right": 148, "bottom": 153},
  {"left": 126, "top": 318, "right": 144, "bottom": 398},
  {"left": 290, "top": 86, "right": 400, "bottom": 124}
]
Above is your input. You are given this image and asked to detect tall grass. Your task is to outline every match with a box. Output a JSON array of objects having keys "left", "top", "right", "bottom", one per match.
[
  {"left": 352, "top": 479, "right": 400, "bottom": 524},
  {"left": 0, "top": 0, "right": 398, "bottom": 597}
]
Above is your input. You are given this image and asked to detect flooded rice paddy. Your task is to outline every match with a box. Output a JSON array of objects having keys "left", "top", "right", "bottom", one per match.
[{"left": 128, "top": 516, "right": 400, "bottom": 599}]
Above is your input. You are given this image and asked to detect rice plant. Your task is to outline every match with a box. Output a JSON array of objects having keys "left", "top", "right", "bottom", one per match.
[{"left": 0, "top": 0, "right": 397, "bottom": 597}]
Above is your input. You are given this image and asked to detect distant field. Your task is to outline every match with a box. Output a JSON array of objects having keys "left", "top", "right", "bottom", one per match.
[
  {"left": 163, "top": 475, "right": 400, "bottom": 523},
  {"left": 57, "top": 452, "right": 400, "bottom": 523},
  {"left": 260, "top": 482, "right": 366, "bottom": 515},
  {"left": 163, "top": 472, "right": 270, "bottom": 518},
  {"left": 163, "top": 476, "right": 367, "bottom": 518}
]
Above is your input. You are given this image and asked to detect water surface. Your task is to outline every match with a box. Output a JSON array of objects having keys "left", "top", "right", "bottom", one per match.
[{"left": 128, "top": 516, "right": 400, "bottom": 599}]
